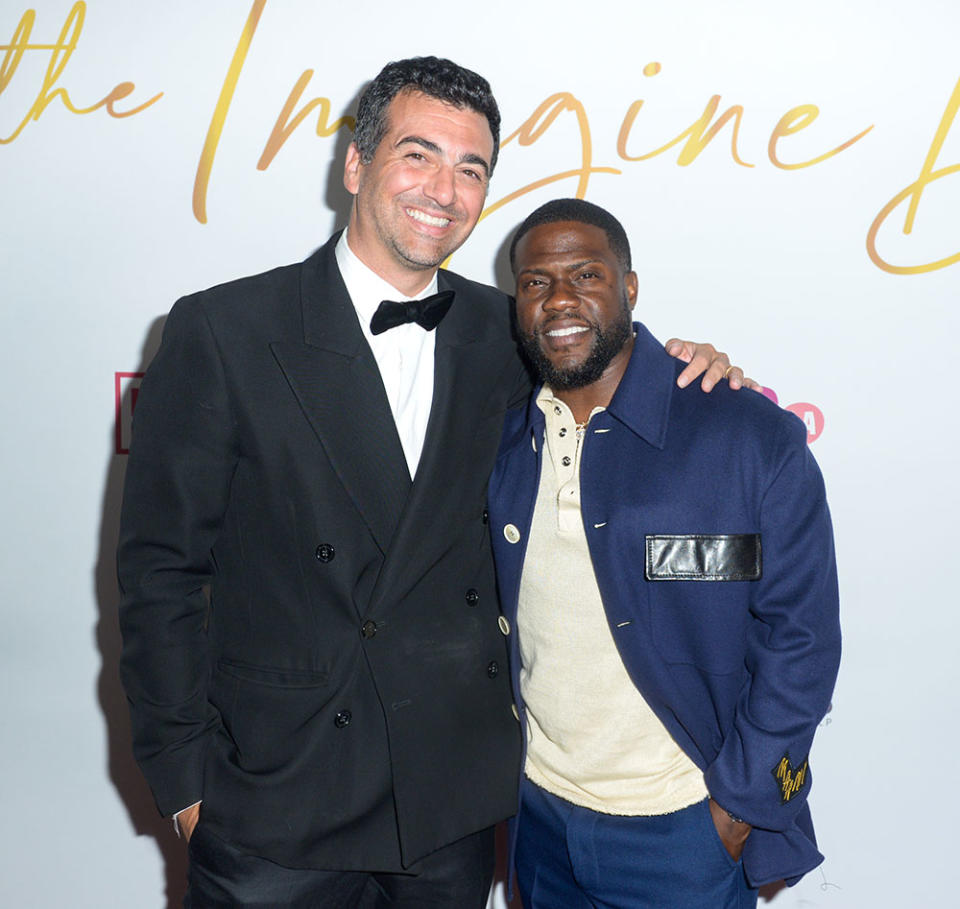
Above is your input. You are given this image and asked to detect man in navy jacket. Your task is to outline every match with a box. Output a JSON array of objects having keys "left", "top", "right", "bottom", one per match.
[{"left": 488, "top": 199, "right": 841, "bottom": 908}]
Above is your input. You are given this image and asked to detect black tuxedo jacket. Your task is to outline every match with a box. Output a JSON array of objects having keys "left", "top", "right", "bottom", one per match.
[{"left": 118, "top": 234, "right": 528, "bottom": 871}]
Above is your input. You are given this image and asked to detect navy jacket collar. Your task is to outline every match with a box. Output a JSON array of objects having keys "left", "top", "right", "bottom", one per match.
[{"left": 605, "top": 322, "right": 675, "bottom": 450}]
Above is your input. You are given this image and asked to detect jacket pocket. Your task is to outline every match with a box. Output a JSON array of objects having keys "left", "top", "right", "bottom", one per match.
[
  {"left": 645, "top": 534, "right": 761, "bottom": 581},
  {"left": 216, "top": 658, "right": 329, "bottom": 688}
]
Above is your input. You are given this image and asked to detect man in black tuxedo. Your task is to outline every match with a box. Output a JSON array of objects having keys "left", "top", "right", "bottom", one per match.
[{"left": 117, "top": 56, "right": 743, "bottom": 907}]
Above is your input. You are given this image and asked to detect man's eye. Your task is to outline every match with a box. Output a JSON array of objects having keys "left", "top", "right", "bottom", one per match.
[
  {"left": 406, "top": 152, "right": 426, "bottom": 161},
  {"left": 460, "top": 168, "right": 482, "bottom": 181},
  {"left": 579, "top": 271, "right": 600, "bottom": 280}
]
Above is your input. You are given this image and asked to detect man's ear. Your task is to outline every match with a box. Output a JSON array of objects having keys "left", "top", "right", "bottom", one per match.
[
  {"left": 625, "top": 271, "right": 639, "bottom": 311},
  {"left": 343, "top": 142, "right": 362, "bottom": 195}
]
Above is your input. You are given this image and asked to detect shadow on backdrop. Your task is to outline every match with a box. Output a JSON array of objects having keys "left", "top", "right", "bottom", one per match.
[{"left": 94, "top": 315, "right": 186, "bottom": 907}]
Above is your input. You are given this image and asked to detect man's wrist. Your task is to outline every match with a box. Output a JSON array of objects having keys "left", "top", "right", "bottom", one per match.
[
  {"left": 721, "top": 804, "right": 745, "bottom": 825},
  {"left": 172, "top": 800, "right": 202, "bottom": 838},
  {"left": 710, "top": 796, "right": 747, "bottom": 826}
]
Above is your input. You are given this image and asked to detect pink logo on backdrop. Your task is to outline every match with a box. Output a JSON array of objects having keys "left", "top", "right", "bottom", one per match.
[
  {"left": 115, "top": 372, "right": 144, "bottom": 454},
  {"left": 760, "top": 388, "right": 824, "bottom": 444}
]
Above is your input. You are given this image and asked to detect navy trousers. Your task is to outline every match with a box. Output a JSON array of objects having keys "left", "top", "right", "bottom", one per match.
[{"left": 516, "top": 779, "right": 757, "bottom": 909}]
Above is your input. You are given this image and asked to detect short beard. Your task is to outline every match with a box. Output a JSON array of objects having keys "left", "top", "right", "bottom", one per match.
[
  {"left": 520, "top": 300, "right": 633, "bottom": 391},
  {"left": 389, "top": 238, "right": 445, "bottom": 271}
]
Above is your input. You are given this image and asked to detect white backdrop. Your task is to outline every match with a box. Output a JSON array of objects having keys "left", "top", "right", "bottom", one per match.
[{"left": 2, "top": 1, "right": 958, "bottom": 906}]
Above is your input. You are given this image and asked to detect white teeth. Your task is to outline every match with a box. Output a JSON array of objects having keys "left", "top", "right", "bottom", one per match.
[
  {"left": 407, "top": 208, "right": 450, "bottom": 227},
  {"left": 546, "top": 325, "right": 589, "bottom": 338}
]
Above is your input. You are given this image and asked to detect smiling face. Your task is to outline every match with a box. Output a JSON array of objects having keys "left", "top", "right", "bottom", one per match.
[
  {"left": 343, "top": 90, "right": 493, "bottom": 295},
  {"left": 514, "top": 220, "right": 638, "bottom": 407}
]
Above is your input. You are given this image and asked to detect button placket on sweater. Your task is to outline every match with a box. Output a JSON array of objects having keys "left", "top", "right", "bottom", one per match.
[{"left": 544, "top": 399, "right": 589, "bottom": 534}]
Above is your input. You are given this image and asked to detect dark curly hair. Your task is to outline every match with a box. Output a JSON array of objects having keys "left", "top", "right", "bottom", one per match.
[{"left": 353, "top": 56, "right": 501, "bottom": 174}]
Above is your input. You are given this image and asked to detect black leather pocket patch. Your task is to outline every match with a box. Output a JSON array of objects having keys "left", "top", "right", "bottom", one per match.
[{"left": 645, "top": 534, "right": 761, "bottom": 581}]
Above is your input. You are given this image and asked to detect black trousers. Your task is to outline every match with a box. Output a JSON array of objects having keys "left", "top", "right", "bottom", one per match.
[{"left": 185, "top": 823, "right": 495, "bottom": 909}]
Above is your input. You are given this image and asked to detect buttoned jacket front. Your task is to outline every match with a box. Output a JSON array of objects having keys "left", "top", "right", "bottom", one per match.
[
  {"left": 118, "top": 234, "right": 528, "bottom": 872},
  {"left": 488, "top": 323, "right": 841, "bottom": 888}
]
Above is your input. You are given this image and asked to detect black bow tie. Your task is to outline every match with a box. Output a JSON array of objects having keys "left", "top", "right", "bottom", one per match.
[{"left": 369, "top": 290, "right": 455, "bottom": 336}]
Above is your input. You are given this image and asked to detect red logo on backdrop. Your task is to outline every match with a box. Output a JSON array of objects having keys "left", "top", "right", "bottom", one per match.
[
  {"left": 115, "top": 372, "right": 144, "bottom": 454},
  {"left": 760, "top": 388, "right": 825, "bottom": 444}
]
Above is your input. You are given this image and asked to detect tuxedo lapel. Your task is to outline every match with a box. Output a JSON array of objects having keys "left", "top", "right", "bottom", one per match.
[
  {"left": 368, "top": 272, "right": 513, "bottom": 613},
  {"left": 270, "top": 236, "right": 411, "bottom": 553}
]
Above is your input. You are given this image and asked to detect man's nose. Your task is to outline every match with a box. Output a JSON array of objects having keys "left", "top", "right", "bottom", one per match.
[
  {"left": 543, "top": 280, "right": 579, "bottom": 311},
  {"left": 423, "top": 165, "right": 456, "bottom": 207}
]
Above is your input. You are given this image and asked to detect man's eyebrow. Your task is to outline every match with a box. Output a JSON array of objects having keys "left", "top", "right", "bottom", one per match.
[
  {"left": 565, "top": 258, "right": 603, "bottom": 271},
  {"left": 397, "top": 135, "right": 442, "bottom": 155},
  {"left": 458, "top": 152, "right": 490, "bottom": 176},
  {"left": 517, "top": 258, "right": 603, "bottom": 277},
  {"left": 396, "top": 135, "right": 490, "bottom": 176}
]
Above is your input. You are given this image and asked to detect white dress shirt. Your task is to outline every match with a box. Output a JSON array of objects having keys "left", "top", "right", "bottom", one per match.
[{"left": 336, "top": 229, "right": 438, "bottom": 479}]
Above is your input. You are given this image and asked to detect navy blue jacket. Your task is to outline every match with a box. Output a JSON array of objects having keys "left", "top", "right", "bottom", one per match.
[{"left": 488, "top": 323, "right": 841, "bottom": 887}]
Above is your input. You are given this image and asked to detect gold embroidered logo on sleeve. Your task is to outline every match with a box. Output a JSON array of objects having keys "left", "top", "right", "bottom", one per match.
[{"left": 772, "top": 753, "right": 809, "bottom": 804}]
